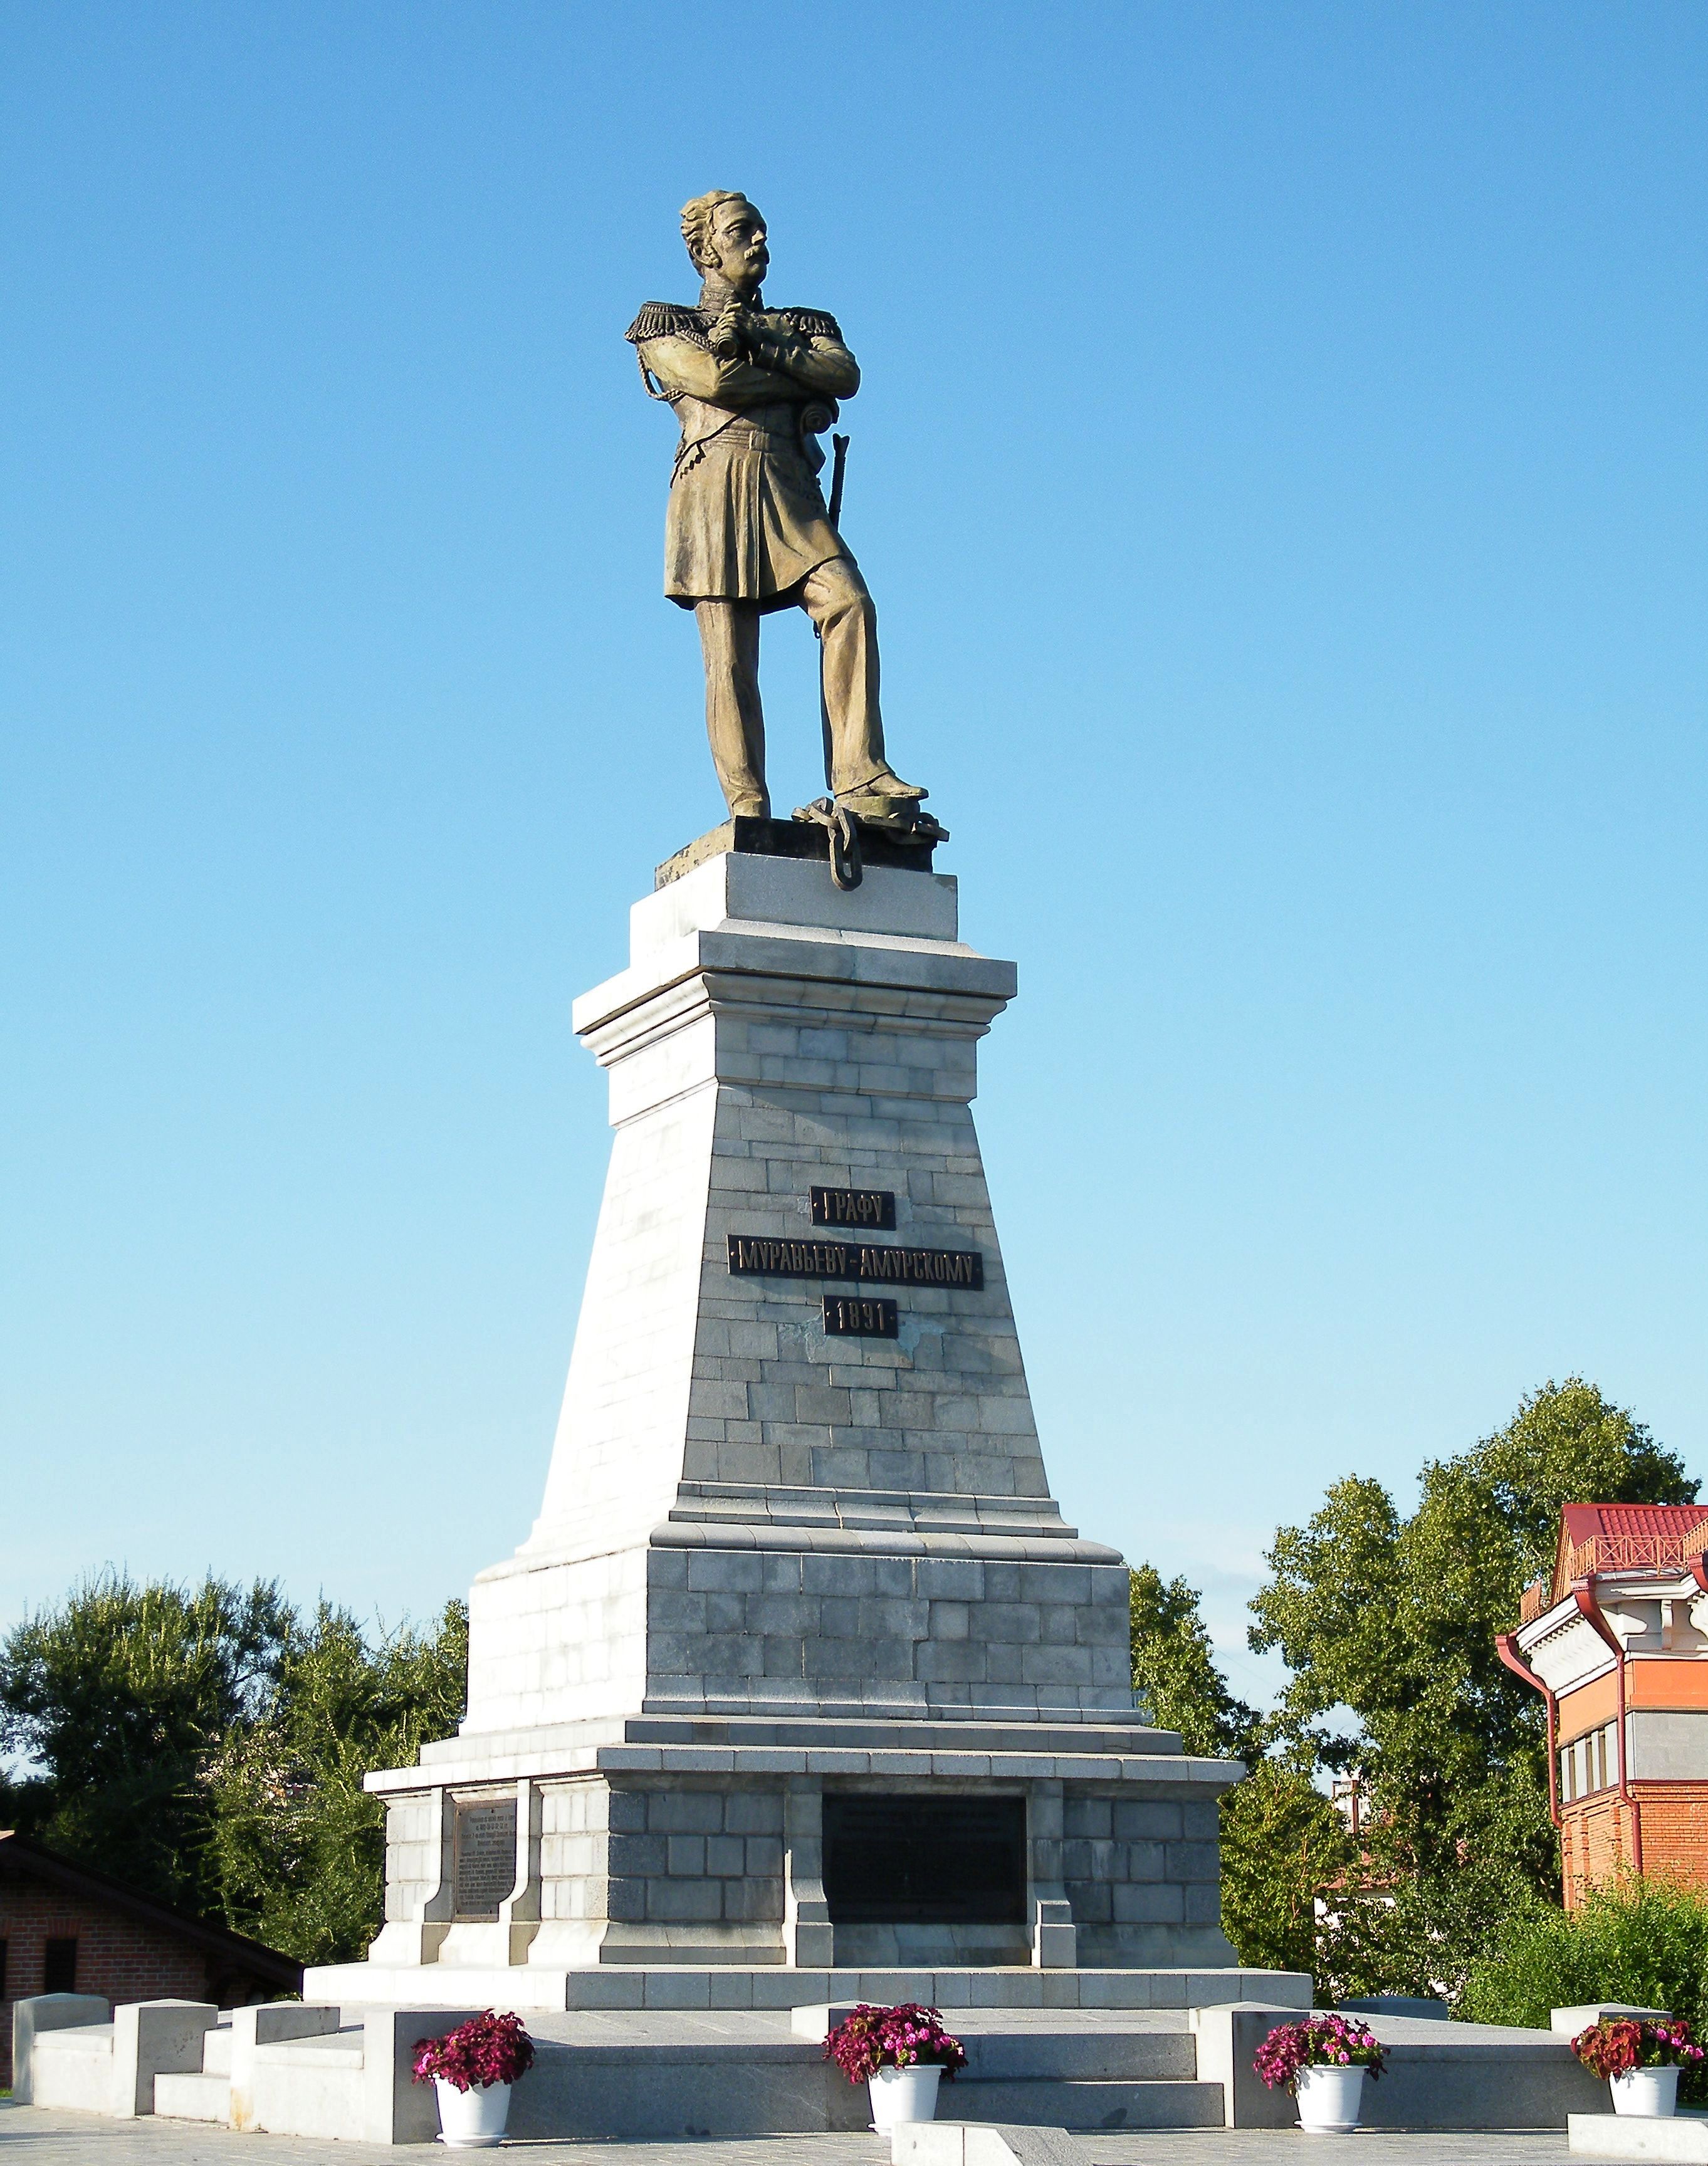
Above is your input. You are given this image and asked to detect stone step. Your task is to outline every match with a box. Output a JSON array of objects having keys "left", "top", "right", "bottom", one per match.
[
  {"left": 305, "top": 1959, "right": 1311, "bottom": 2014},
  {"left": 1569, "top": 2110, "right": 1708, "bottom": 2160},
  {"left": 154, "top": 2071, "right": 231, "bottom": 2123},
  {"left": 24, "top": 2020, "right": 115, "bottom": 2114},
  {"left": 202, "top": 2024, "right": 233, "bottom": 2076},
  {"left": 946, "top": 2076, "right": 1225, "bottom": 2130},
  {"left": 960, "top": 2031, "right": 1195, "bottom": 2081},
  {"left": 619, "top": 1716, "right": 1172, "bottom": 1757},
  {"left": 31, "top": 2022, "right": 114, "bottom": 2061},
  {"left": 258, "top": 2029, "right": 367, "bottom": 2069}
]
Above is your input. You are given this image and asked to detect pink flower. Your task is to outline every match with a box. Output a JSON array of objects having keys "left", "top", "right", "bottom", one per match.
[
  {"left": 411, "top": 2012, "right": 535, "bottom": 2093},
  {"left": 824, "top": 2004, "right": 968, "bottom": 2085},
  {"left": 1572, "top": 2020, "right": 1700, "bottom": 2080},
  {"left": 1254, "top": 2018, "right": 1386, "bottom": 2093}
]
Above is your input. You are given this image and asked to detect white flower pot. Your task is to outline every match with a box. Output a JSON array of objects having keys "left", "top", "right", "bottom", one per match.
[
  {"left": 1611, "top": 2068, "right": 1679, "bottom": 2118},
  {"left": 1296, "top": 2063, "right": 1366, "bottom": 2133},
  {"left": 868, "top": 2062, "right": 943, "bottom": 2129},
  {"left": 434, "top": 2076, "right": 512, "bottom": 2147}
]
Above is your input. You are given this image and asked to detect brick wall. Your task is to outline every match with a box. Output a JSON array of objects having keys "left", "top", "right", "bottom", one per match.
[
  {"left": 1, "top": 1876, "right": 204, "bottom": 2085},
  {"left": 0, "top": 1866, "right": 286, "bottom": 2086},
  {"left": 1561, "top": 1792, "right": 1633, "bottom": 1907},
  {"left": 1560, "top": 1783, "right": 1708, "bottom": 1908},
  {"left": 1630, "top": 1785, "right": 1708, "bottom": 1893}
]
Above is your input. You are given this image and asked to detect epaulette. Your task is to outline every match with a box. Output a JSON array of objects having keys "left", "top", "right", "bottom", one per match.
[
  {"left": 626, "top": 302, "right": 709, "bottom": 348},
  {"left": 777, "top": 307, "right": 843, "bottom": 342}
]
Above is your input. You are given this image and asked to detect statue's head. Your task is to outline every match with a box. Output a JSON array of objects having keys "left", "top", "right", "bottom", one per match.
[{"left": 681, "top": 191, "right": 769, "bottom": 295}]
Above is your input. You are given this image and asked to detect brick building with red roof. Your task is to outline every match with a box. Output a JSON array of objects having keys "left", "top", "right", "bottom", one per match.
[{"left": 1499, "top": 1502, "right": 1708, "bottom": 1905}]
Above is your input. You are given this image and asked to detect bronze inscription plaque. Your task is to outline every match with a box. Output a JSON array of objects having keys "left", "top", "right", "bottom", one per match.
[
  {"left": 726, "top": 1233, "right": 983, "bottom": 1292},
  {"left": 822, "top": 1294, "right": 899, "bottom": 1339},
  {"left": 810, "top": 1185, "right": 897, "bottom": 1230},
  {"left": 453, "top": 1798, "right": 517, "bottom": 1921}
]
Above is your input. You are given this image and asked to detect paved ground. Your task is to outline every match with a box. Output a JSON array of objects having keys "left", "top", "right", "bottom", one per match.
[
  {"left": 1089, "top": 2145, "right": 1575, "bottom": 2166},
  {"left": 4, "top": 2111, "right": 881, "bottom": 2160},
  {"left": 0, "top": 2103, "right": 1581, "bottom": 2164}
]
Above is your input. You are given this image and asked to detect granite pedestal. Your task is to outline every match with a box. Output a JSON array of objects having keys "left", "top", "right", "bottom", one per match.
[{"left": 309, "top": 835, "right": 1276, "bottom": 2009}]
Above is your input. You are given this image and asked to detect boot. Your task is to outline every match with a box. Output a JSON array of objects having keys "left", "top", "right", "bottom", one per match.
[{"left": 835, "top": 766, "right": 927, "bottom": 824}]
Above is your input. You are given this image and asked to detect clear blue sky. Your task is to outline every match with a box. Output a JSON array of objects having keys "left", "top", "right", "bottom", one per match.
[{"left": 5, "top": 1, "right": 1704, "bottom": 1705}]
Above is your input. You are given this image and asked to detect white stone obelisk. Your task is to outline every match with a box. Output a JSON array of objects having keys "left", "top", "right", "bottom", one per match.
[{"left": 461, "top": 847, "right": 1135, "bottom": 1734}]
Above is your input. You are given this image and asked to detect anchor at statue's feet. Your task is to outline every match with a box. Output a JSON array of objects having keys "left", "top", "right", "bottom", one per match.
[{"left": 791, "top": 773, "right": 946, "bottom": 893}]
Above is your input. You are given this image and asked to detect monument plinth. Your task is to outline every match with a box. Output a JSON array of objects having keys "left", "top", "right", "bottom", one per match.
[
  {"left": 477, "top": 844, "right": 1119, "bottom": 1737},
  {"left": 309, "top": 838, "right": 1254, "bottom": 2009}
]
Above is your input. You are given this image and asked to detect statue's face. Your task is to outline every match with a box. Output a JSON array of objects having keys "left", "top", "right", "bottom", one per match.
[{"left": 705, "top": 197, "right": 769, "bottom": 292}]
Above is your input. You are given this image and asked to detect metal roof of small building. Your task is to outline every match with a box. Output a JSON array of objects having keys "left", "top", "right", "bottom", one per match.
[
  {"left": 1517, "top": 1502, "right": 1708, "bottom": 1623},
  {"left": 1559, "top": 1502, "right": 1708, "bottom": 1546}
]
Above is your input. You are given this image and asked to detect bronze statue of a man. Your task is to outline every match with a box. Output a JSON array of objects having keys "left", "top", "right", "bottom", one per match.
[{"left": 627, "top": 191, "right": 932, "bottom": 836}]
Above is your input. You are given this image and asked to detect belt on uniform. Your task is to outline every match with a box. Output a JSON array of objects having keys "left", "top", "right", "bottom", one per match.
[{"left": 673, "top": 414, "right": 805, "bottom": 479}]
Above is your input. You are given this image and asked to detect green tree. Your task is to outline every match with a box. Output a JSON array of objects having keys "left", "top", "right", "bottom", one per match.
[
  {"left": 0, "top": 1573, "right": 292, "bottom": 1913},
  {"left": 0, "top": 1573, "right": 468, "bottom": 1961},
  {"left": 1129, "top": 1565, "right": 1348, "bottom": 1974},
  {"left": 1249, "top": 1378, "right": 1695, "bottom": 1997},
  {"left": 1129, "top": 1564, "right": 1258, "bottom": 1759},
  {"left": 1220, "top": 1756, "right": 1349, "bottom": 1976},
  {"left": 206, "top": 1600, "right": 468, "bottom": 1964}
]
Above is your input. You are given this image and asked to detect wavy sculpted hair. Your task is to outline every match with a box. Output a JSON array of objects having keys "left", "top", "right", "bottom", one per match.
[{"left": 681, "top": 190, "right": 754, "bottom": 272}]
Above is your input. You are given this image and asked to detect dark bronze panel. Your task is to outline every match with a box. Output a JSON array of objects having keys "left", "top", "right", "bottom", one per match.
[
  {"left": 822, "top": 1792, "right": 1027, "bottom": 1924},
  {"left": 726, "top": 1233, "right": 983, "bottom": 1292},
  {"left": 810, "top": 1185, "right": 898, "bottom": 1230},
  {"left": 822, "top": 1294, "right": 899, "bottom": 1339},
  {"left": 453, "top": 1799, "right": 517, "bottom": 1921}
]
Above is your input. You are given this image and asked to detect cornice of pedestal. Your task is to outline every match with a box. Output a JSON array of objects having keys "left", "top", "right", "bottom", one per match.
[
  {"left": 573, "top": 849, "right": 1016, "bottom": 1051},
  {"left": 372, "top": 1710, "right": 1247, "bottom": 1797},
  {"left": 575, "top": 953, "right": 1014, "bottom": 1090},
  {"left": 574, "top": 924, "right": 1017, "bottom": 1052},
  {"left": 494, "top": 1509, "right": 1124, "bottom": 1579},
  {"left": 648, "top": 1520, "right": 1126, "bottom": 1566},
  {"left": 663, "top": 1477, "right": 1083, "bottom": 1541}
]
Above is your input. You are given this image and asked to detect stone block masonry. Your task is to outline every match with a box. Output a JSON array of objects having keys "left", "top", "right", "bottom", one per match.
[
  {"left": 639, "top": 1547, "right": 1133, "bottom": 1719},
  {"left": 462, "top": 851, "right": 1129, "bottom": 1737},
  {"left": 320, "top": 843, "right": 1260, "bottom": 1996}
]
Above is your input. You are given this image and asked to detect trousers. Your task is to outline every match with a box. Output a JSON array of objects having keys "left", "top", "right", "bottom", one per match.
[{"left": 694, "top": 555, "right": 888, "bottom": 817}]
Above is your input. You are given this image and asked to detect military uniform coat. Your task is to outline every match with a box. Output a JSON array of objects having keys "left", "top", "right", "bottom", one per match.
[{"left": 627, "top": 301, "right": 859, "bottom": 610}]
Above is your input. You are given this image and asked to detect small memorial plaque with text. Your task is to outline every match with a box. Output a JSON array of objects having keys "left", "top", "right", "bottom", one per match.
[
  {"left": 810, "top": 1185, "right": 896, "bottom": 1230},
  {"left": 453, "top": 1799, "right": 517, "bottom": 1922},
  {"left": 822, "top": 1294, "right": 899, "bottom": 1339}
]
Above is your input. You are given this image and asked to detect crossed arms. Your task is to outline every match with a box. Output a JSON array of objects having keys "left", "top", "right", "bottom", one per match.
[{"left": 641, "top": 306, "right": 859, "bottom": 409}]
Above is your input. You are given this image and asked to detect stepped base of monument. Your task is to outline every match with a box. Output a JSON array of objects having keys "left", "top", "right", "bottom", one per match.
[
  {"left": 15, "top": 1993, "right": 1607, "bottom": 2143},
  {"left": 410, "top": 1707, "right": 1193, "bottom": 1769},
  {"left": 357, "top": 1708, "right": 1243, "bottom": 1977},
  {"left": 300, "top": 1960, "right": 1312, "bottom": 2012}
]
